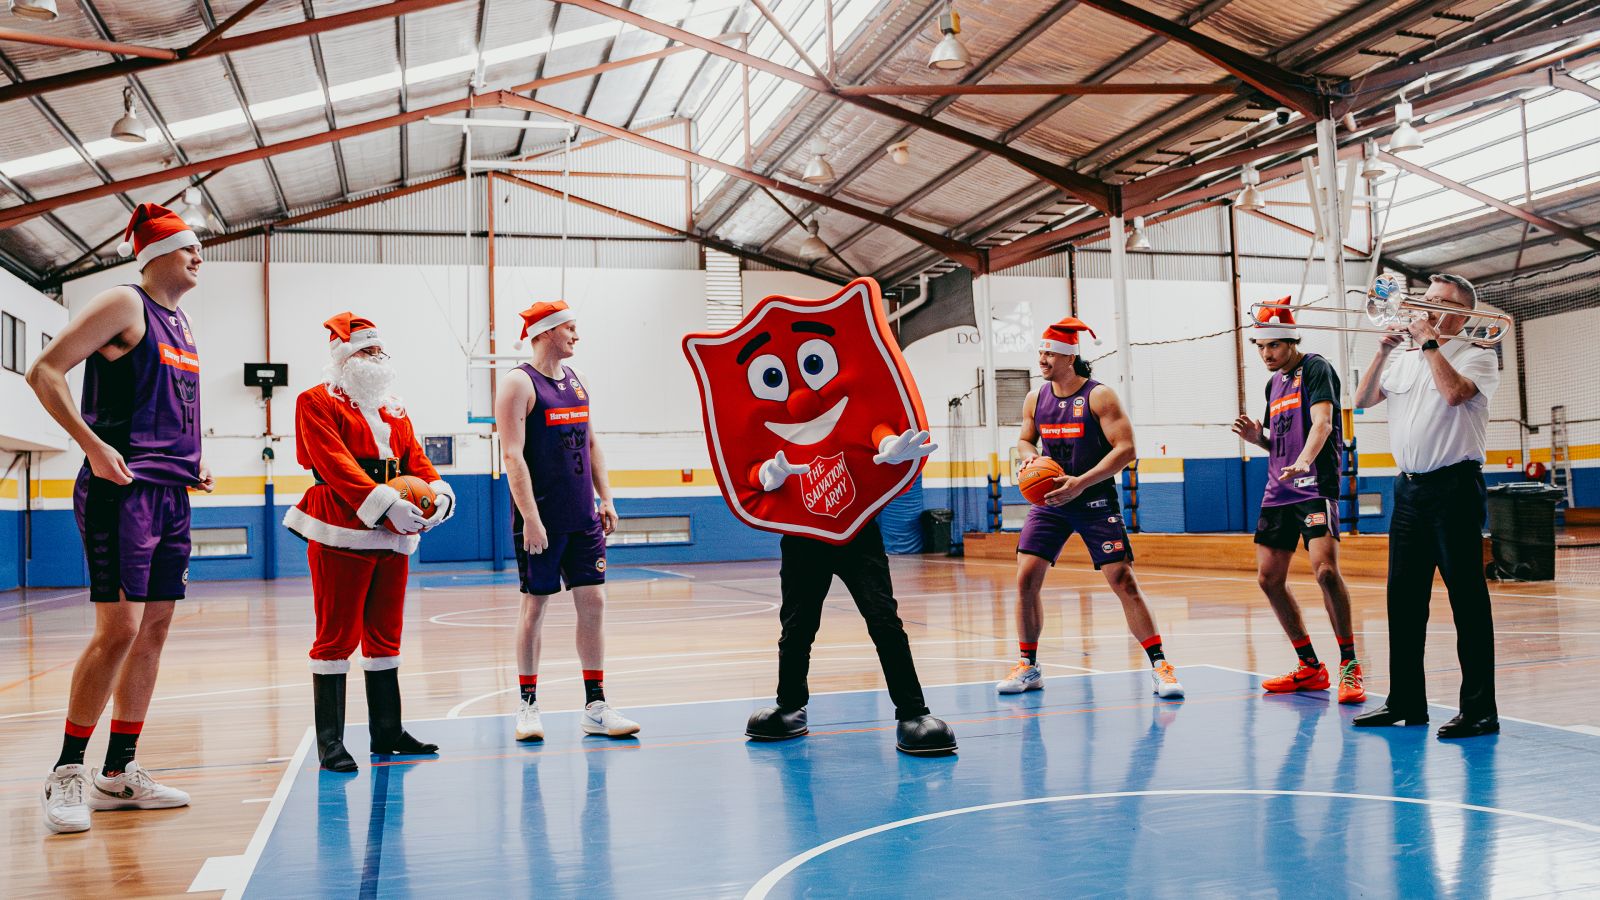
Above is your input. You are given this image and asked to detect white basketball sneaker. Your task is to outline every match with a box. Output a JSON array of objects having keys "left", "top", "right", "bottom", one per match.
[
  {"left": 515, "top": 698, "right": 545, "bottom": 742},
  {"left": 42, "top": 764, "right": 91, "bottom": 834},
  {"left": 1151, "top": 660, "right": 1185, "bottom": 699},
  {"left": 87, "top": 761, "right": 190, "bottom": 810},
  {"left": 996, "top": 660, "right": 1044, "bottom": 694},
  {"left": 581, "top": 701, "right": 641, "bottom": 737}
]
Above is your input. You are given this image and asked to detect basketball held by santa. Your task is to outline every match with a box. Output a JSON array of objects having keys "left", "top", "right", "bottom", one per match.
[
  {"left": 1018, "top": 457, "right": 1065, "bottom": 505},
  {"left": 384, "top": 476, "right": 436, "bottom": 533}
]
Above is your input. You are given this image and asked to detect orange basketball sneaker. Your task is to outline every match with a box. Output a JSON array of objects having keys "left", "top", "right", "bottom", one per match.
[
  {"left": 1262, "top": 661, "right": 1330, "bottom": 693},
  {"left": 1337, "top": 660, "right": 1366, "bottom": 704}
]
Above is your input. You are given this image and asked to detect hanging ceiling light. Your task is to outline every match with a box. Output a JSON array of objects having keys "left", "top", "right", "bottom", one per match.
[
  {"left": 1125, "top": 215, "right": 1151, "bottom": 251},
  {"left": 801, "top": 135, "right": 834, "bottom": 184},
  {"left": 177, "top": 187, "right": 209, "bottom": 233},
  {"left": 928, "top": 4, "right": 970, "bottom": 71},
  {"left": 1235, "top": 162, "right": 1266, "bottom": 212},
  {"left": 9, "top": 0, "right": 58, "bottom": 21},
  {"left": 1360, "top": 139, "right": 1387, "bottom": 181},
  {"left": 886, "top": 140, "right": 911, "bottom": 166},
  {"left": 1387, "top": 99, "right": 1424, "bottom": 153},
  {"left": 799, "top": 219, "right": 829, "bottom": 262},
  {"left": 111, "top": 87, "right": 148, "bottom": 143}
]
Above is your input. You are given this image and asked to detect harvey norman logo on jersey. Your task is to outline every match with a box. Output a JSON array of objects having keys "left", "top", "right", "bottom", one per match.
[
  {"left": 1039, "top": 423, "right": 1085, "bottom": 439},
  {"left": 545, "top": 406, "right": 590, "bottom": 425}
]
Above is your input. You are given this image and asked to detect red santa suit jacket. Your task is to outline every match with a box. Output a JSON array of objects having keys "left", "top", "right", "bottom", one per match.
[{"left": 282, "top": 384, "right": 454, "bottom": 555}]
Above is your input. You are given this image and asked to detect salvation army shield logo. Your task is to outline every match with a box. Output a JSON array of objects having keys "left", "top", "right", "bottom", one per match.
[{"left": 682, "top": 277, "right": 930, "bottom": 545}]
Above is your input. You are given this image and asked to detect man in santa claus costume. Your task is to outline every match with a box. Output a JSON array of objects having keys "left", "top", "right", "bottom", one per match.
[{"left": 283, "top": 313, "right": 455, "bottom": 772}]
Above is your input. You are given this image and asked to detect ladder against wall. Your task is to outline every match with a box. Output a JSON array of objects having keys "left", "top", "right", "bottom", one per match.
[{"left": 1551, "top": 404, "right": 1575, "bottom": 509}]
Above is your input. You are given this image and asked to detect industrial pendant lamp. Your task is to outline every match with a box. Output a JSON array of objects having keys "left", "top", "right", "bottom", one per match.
[
  {"left": 9, "top": 0, "right": 59, "bottom": 21},
  {"left": 1234, "top": 162, "right": 1266, "bottom": 212},
  {"left": 799, "top": 220, "right": 829, "bottom": 262},
  {"left": 1125, "top": 215, "right": 1151, "bottom": 251},
  {"left": 1387, "top": 100, "right": 1424, "bottom": 153},
  {"left": 928, "top": 4, "right": 970, "bottom": 71},
  {"left": 111, "top": 87, "right": 148, "bottom": 143},
  {"left": 801, "top": 136, "right": 834, "bottom": 184}
]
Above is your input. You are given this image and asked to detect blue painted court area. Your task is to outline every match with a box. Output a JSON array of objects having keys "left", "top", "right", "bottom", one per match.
[
  {"left": 411, "top": 566, "right": 684, "bottom": 589},
  {"left": 237, "top": 667, "right": 1600, "bottom": 898}
]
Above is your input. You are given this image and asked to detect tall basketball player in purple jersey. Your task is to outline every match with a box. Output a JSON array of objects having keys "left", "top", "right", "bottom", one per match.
[
  {"left": 495, "top": 300, "right": 640, "bottom": 742},
  {"left": 998, "top": 318, "right": 1184, "bottom": 700},
  {"left": 27, "top": 204, "right": 212, "bottom": 834},
  {"left": 1231, "top": 304, "right": 1365, "bottom": 704}
]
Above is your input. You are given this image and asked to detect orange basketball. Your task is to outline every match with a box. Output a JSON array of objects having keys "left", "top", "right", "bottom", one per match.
[
  {"left": 384, "top": 475, "right": 437, "bottom": 533},
  {"left": 1018, "top": 456, "right": 1065, "bottom": 505}
]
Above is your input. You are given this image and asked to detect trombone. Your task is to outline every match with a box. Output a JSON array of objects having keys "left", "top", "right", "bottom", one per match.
[{"left": 1248, "top": 292, "right": 1511, "bottom": 345}]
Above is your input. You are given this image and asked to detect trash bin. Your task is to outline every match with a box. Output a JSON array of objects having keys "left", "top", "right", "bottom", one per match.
[
  {"left": 1486, "top": 482, "right": 1564, "bottom": 581},
  {"left": 921, "top": 508, "right": 954, "bottom": 556}
]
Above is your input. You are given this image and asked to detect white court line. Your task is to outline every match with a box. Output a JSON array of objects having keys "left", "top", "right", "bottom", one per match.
[
  {"left": 0, "top": 590, "right": 89, "bottom": 614},
  {"left": 194, "top": 726, "right": 313, "bottom": 898},
  {"left": 240, "top": 798, "right": 272, "bottom": 804},
  {"left": 427, "top": 598, "right": 778, "bottom": 628},
  {"left": 444, "top": 656, "right": 1101, "bottom": 718},
  {"left": 743, "top": 789, "right": 1600, "bottom": 899}
]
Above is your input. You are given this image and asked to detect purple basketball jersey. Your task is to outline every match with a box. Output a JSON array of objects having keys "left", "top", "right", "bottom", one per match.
[
  {"left": 80, "top": 286, "right": 201, "bottom": 486},
  {"left": 512, "top": 363, "right": 598, "bottom": 534},
  {"left": 1033, "top": 379, "right": 1116, "bottom": 507},
  {"left": 1261, "top": 352, "right": 1342, "bottom": 507}
]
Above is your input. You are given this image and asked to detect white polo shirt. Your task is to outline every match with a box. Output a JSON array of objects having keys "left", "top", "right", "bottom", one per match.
[{"left": 1379, "top": 339, "right": 1500, "bottom": 474}]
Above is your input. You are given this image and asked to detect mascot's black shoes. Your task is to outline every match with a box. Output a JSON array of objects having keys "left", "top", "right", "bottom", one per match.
[
  {"left": 746, "top": 706, "right": 808, "bottom": 741},
  {"left": 896, "top": 715, "right": 957, "bottom": 756}
]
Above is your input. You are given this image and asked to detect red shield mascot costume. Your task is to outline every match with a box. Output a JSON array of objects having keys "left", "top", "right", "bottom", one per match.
[
  {"left": 285, "top": 312, "right": 455, "bottom": 772},
  {"left": 683, "top": 277, "right": 956, "bottom": 755}
]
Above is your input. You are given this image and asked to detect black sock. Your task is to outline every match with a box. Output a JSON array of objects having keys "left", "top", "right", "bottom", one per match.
[
  {"left": 1140, "top": 636, "right": 1165, "bottom": 665},
  {"left": 56, "top": 721, "right": 93, "bottom": 769},
  {"left": 1337, "top": 638, "right": 1356, "bottom": 664},
  {"left": 582, "top": 670, "right": 605, "bottom": 705},
  {"left": 104, "top": 726, "right": 141, "bottom": 777},
  {"left": 1020, "top": 642, "right": 1038, "bottom": 666},
  {"left": 519, "top": 675, "right": 538, "bottom": 704},
  {"left": 1292, "top": 636, "right": 1319, "bottom": 666}
]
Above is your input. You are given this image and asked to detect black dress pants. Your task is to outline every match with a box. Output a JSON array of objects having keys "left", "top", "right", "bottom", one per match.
[
  {"left": 1384, "top": 461, "right": 1497, "bottom": 718},
  {"left": 775, "top": 520, "right": 930, "bottom": 721}
]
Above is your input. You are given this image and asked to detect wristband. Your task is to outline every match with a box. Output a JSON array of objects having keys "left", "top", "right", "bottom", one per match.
[{"left": 1421, "top": 339, "right": 1440, "bottom": 352}]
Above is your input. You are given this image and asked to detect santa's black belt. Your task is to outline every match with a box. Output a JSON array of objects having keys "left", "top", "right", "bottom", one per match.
[{"left": 312, "top": 458, "right": 400, "bottom": 485}]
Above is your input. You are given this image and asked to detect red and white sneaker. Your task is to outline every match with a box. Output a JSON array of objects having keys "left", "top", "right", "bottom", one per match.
[
  {"left": 87, "top": 762, "right": 189, "bottom": 811},
  {"left": 1262, "top": 661, "right": 1330, "bottom": 693},
  {"left": 1337, "top": 660, "right": 1367, "bottom": 704}
]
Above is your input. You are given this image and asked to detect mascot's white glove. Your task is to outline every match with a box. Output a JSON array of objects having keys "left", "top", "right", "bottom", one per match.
[
  {"left": 384, "top": 500, "right": 430, "bottom": 535},
  {"left": 875, "top": 429, "right": 937, "bottom": 465},
  {"left": 423, "top": 492, "right": 453, "bottom": 530},
  {"left": 758, "top": 450, "right": 810, "bottom": 492}
]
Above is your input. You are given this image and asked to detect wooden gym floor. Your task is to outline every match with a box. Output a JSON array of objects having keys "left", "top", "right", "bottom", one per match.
[{"left": 3, "top": 553, "right": 1599, "bottom": 897}]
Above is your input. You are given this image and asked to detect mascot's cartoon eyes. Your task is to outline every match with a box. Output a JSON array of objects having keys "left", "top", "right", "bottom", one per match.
[
  {"left": 797, "top": 339, "right": 838, "bottom": 391},
  {"left": 747, "top": 353, "right": 789, "bottom": 402}
]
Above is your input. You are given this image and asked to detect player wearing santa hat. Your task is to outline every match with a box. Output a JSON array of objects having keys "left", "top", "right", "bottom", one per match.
[
  {"left": 997, "top": 317, "right": 1184, "bottom": 700},
  {"left": 1231, "top": 303, "right": 1364, "bottom": 704},
  {"left": 494, "top": 300, "right": 639, "bottom": 742},
  {"left": 27, "top": 203, "right": 213, "bottom": 833},
  {"left": 284, "top": 312, "right": 456, "bottom": 772}
]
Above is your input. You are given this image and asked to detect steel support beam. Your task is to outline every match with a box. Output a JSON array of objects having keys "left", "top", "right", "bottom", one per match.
[
  {"left": 198, "top": 0, "right": 292, "bottom": 215},
  {"left": 0, "top": 50, "right": 136, "bottom": 216},
  {"left": 185, "top": 0, "right": 272, "bottom": 56},
  {"left": 0, "top": 27, "right": 176, "bottom": 59},
  {"left": 838, "top": 82, "right": 1238, "bottom": 97},
  {"left": 1074, "top": 0, "right": 1321, "bottom": 115},
  {"left": 0, "top": 0, "right": 464, "bottom": 105},
  {"left": 1380, "top": 150, "right": 1600, "bottom": 251},
  {"left": 302, "top": 0, "right": 352, "bottom": 199},
  {"left": 1343, "top": 11, "right": 1600, "bottom": 98}
]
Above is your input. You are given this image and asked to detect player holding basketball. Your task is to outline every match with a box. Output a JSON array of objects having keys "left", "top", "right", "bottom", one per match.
[
  {"left": 29, "top": 204, "right": 212, "bottom": 834},
  {"left": 1231, "top": 304, "right": 1364, "bottom": 704},
  {"left": 495, "top": 301, "right": 639, "bottom": 743},
  {"left": 997, "top": 318, "right": 1183, "bottom": 699},
  {"left": 284, "top": 313, "right": 455, "bottom": 772}
]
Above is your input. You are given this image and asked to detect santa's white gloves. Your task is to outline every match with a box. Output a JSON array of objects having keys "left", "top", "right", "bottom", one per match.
[
  {"left": 423, "top": 492, "right": 453, "bottom": 530},
  {"left": 384, "top": 500, "right": 430, "bottom": 535},
  {"left": 758, "top": 450, "right": 810, "bottom": 492},
  {"left": 875, "top": 429, "right": 937, "bottom": 465}
]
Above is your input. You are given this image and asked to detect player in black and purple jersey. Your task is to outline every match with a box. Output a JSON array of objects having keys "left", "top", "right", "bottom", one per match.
[
  {"left": 1232, "top": 303, "right": 1365, "bottom": 705},
  {"left": 999, "top": 318, "right": 1183, "bottom": 701},
  {"left": 28, "top": 204, "right": 213, "bottom": 834}
]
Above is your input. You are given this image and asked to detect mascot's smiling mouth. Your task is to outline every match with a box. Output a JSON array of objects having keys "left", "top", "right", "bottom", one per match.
[{"left": 764, "top": 396, "right": 849, "bottom": 446}]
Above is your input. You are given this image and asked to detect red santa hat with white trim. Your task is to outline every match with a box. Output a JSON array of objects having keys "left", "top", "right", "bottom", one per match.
[
  {"left": 518, "top": 300, "right": 577, "bottom": 341},
  {"left": 1250, "top": 299, "right": 1301, "bottom": 341},
  {"left": 1038, "top": 317, "right": 1097, "bottom": 356},
  {"left": 115, "top": 202, "right": 200, "bottom": 269},
  {"left": 323, "top": 312, "right": 383, "bottom": 361}
]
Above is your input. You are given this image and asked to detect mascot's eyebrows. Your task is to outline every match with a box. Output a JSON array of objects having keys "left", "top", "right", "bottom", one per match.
[
  {"left": 736, "top": 331, "right": 771, "bottom": 365},
  {"left": 792, "top": 320, "right": 835, "bottom": 336}
]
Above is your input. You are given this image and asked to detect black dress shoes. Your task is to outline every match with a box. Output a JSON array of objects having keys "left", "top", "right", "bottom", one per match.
[
  {"left": 1436, "top": 713, "right": 1499, "bottom": 739},
  {"left": 745, "top": 706, "right": 808, "bottom": 741},
  {"left": 895, "top": 715, "right": 957, "bottom": 757},
  {"left": 1352, "top": 705, "right": 1429, "bottom": 727}
]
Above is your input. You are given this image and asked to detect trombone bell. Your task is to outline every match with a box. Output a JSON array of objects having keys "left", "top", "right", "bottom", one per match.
[{"left": 1247, "top": 298, "right": 1511, "bottom": 345}]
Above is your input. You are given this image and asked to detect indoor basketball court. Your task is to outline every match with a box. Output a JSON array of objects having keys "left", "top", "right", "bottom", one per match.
[{"left": 3, "top": 1, "right": 1600, "bottom": 898}]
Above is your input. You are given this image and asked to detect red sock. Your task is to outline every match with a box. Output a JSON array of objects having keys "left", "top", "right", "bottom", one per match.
[
  {"left": 1019, "top": 642, "right": 1038, "bottom": 665},
  {"left": 582, "top": 670, "right": 605, "bottom": 705},
  {"left": 518, "top": 674, "right": 538, "bottom": 704},
  {"left": 56, "top": 719, "right": 95, "bottom": 769},
  {"left": 1140, "top": 634, "right": 1166, "bottom": 665},
  {"left": 1292, "top": 635, "right": 1319, "bottom": 665}
]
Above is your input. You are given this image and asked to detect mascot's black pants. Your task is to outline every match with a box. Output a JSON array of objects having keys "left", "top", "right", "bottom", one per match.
[{"left": 775, "top": 520, "right": 930, "bottom": 720}]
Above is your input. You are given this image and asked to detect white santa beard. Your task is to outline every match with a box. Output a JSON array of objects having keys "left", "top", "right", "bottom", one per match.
[{"left": 327, "top": 355, "right": 403, "bottom": 416}]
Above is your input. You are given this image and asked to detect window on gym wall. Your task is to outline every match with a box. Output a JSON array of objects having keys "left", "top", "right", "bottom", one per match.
[
  {"left": 2, "top": 312, "right": 23, "bottom": 374},
  {"left": 607, "top": 516, "right": 692, "bottom": 546},
  {"left": 192, "top": 527, "right": 249, "bottom": 558},
  {"left": 977, "top": 368, "right": 1033, "bottom": 427}
]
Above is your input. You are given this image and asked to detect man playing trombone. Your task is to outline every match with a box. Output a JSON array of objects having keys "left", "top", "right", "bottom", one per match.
[{"left": 1351, "top": 273, "right": 1502, "bottom": 739}]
